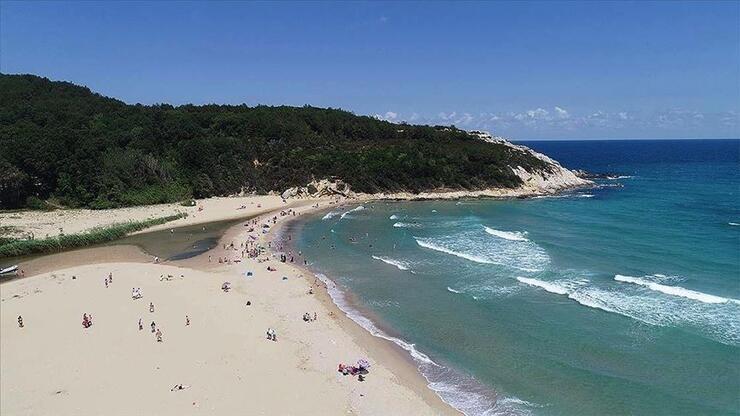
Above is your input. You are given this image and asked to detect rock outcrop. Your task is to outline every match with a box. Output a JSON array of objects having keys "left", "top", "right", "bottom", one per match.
[{"left": 281, "top": 179, "right": 354, "bottom": 200}]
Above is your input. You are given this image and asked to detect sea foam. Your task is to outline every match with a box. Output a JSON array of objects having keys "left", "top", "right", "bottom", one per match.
[
  {"left": 393, "top": 222, "right": 422, "bottom": 228},
  {"left": 516, "top": 275, "right": 740, "bottom": 346},
  {"left": 415, "top": 238, "right": 494, "bottom": 264},
  {"left": 516, "top": 277, "right": 569, "bottom": 295},
  {"left": 322, "top": 211, "right": 339, "bottom": 220},
  {"left": 484, "top": 226, "right": 529, "bottom": 242},
  {"left": 315, "top": 274, "right": 504, "bottom": 415},
  {"left": 339, "top": 205, "right": 365, "bottom": 220},
  {"left": 371, "top": 255, "right": 411, "bottom": 271},
  {"left": 314, "top": 273, "right": 436, "bottom": 365},
  {"left": 614, "top": 275, "right": 732, "bottom": 304}
]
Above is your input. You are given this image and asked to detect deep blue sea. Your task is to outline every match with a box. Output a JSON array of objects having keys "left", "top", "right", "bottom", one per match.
[{"left": 293, "top": 139, "right": 740, "bottom": 415}]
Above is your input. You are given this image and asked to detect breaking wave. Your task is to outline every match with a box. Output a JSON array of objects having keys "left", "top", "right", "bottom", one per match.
[
  {"left": 394, "top": 222, "right": 422, "bottom": 228},
  {"left": 371, "top": 255, "right": 411, "bottom": 271},
  {"left": 516, "top": 276, "right": 740, "bottom": 346},
  {"left": 516, "top": 277, "right": 569, "bottom": 295},
  {"left": 447, "top": 287, "right": 463, "bottom": 294},
  {"left": 415, "top": 238, "right": 494, "bottom": 264},
  {"left": 414, "top": 231, "right": 550, "bottom": 273},
  {"left": 484, "top": 227, "right": 529, "bottom": 242},
  {"left": 614, "top": 275, "right": 735, "bottom": 304},
  {"left": 339, "top": 205, "right": 365, "bottom": 220},
  {"left": 322, "top": 211, "right": 339, "bottom": 220}
]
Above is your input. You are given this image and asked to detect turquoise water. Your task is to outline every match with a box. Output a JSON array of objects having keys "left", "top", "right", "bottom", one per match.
[{"left": 293, "top": 139, "right": 740, "bottom": 415}]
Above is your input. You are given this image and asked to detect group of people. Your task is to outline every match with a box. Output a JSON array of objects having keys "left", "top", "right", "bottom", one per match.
[
  {"left": 104, "top": 272, "right": 113, "bottom": 288},
  {"left": 302, "top": 312, "right": 317, "bottom": 323},
  {"left": 337, "top": 360, "right": 371, "bottom": 381},
  {"left": 131, "top": 287, "right": 143, "bottom": 299},
  {"left": 82, "top": 313, "right": 93, "bottom": 329},
  {"left": 266, "top": 328, "right": 278, "bottom": 341}
]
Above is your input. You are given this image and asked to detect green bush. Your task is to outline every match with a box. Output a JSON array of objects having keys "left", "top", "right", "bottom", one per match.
[{"left": 25, "top": 196, "right": 49, "bottom": 211}]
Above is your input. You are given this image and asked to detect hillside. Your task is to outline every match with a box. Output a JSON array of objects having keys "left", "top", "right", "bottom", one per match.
[{"left": 0, "top": 74, "right": 578, "bottom": 209}]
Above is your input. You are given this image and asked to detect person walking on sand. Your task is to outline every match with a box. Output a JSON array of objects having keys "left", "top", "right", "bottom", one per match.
[
  {"left": 138, "top": 318, "right": 143, "bottom": 331},
  {"left": 185, "top": 315, "right": 190, "bottom": 326},
  {"left": 17, "top": 315, "right": 23, "bottom": 328},
  {"left": 156, "top": 329, "right": 163, "bottom": 342},
  {"left": 105, "top": 278, "right": 109, "bottom": 288},
  {"left": 151, "top": 321, "right": 156, "bottom": 333},
  {"left": 150, "top": 302, "right": 155, "bottom": 313},
  {"left": 108, "top": 272, "right": 113, "bottom": 283}
]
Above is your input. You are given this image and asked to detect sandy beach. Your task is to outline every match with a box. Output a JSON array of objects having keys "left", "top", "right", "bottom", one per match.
[
  {"left": 0, "top": 197, "right": 459, "bottom": 415},
  {"left": 0, "top": 195, "right": 292, "bottom": 240}
]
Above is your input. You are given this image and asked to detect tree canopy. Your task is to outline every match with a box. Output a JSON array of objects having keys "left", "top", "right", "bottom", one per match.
[{"left": 0, "top": 74, "right": 548, "bottom": 209}]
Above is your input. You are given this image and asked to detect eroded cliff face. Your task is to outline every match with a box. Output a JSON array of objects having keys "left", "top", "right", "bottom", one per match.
[
  {"left": 503, "top": 141, "right": 591, "bottom": 194},
  {"left": 279, "top": 134, "right": 590, "bottom": 200}
]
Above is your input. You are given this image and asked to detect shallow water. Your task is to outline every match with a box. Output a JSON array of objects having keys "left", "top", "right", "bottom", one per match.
[
  {"left": 1, "top": 217, "right": 246, "bottom": 275},
  {"left": 295, "top": 139, "right": 740, "bottom": 415}
]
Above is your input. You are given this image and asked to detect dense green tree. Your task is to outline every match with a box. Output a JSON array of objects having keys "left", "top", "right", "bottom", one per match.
[{"left": 0, "top": 74, "right": 549, "bottom": 209}]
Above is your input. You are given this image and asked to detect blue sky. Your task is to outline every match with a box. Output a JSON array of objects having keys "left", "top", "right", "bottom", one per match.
[{"left": 1, "top": 1, "right": 738, "bottom": 139}]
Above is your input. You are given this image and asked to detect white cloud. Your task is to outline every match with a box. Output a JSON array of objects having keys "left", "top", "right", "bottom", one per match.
[
  {"left": 371, "top": 107, "right": 739, "bottom": 137},
  {"left": 554, "top": 106, "right": 569, "bottom": 119},
  {"left": 375, "top": 111, "right": 398, "bottom": 122}
]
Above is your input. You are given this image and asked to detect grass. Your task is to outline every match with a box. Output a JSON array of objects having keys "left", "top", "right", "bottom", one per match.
[{"left": 0, "top": 213, "right": 187, "bottom": 258}]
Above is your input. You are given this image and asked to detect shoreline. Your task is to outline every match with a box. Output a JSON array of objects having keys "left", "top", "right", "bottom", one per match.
[
  {"left": 187, "top": 198, "right": 461, "bottom": 414},
  {"left": 269, "top": 205, "right": 465, "bottom": 415},
  {"left": 277, "top": 203, "right": 503, "bottom": 416},
  {"left": 0, "top": 184, "right": 590, "bottom": 414},
  {"left": 1, "top": 196, "right": 460, "bottom": 415},
  {"left": 1, "top": 179, "right": 592, "bottom": 247}
]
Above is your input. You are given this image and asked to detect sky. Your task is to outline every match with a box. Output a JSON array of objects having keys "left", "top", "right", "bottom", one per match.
[{"left": 1, "top": 1, "right": 738, "bottom": 139}]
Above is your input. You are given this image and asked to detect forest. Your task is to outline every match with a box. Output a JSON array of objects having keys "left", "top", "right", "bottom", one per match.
[{"left": 0, "top": 74, "right": 549, "bottom": 209}]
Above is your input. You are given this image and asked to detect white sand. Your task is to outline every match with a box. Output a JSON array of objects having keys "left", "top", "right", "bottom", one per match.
[
  {"left": 1, "top": 200, "right": 459, "bottom": 415},
  {"left": 1, "top": 195, "right": 293, "bottom": 239}
]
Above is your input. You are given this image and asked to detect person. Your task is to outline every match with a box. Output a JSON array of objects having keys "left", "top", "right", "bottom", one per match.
[
  {"left": 185, "top": 315, "right": 190, "bottom": 326},
  {"left": 105, "top": 278, "right": 108, "bottom": 288},
  {"left": 171, "top": 384, "right": 190, "bottom": 391},
  {"left": 17, "top": 315, "right": 23, "bottom": 328},
  {"left": 156, "top": 329, "right": 163, "bottom": 342},
  {"left": 108, "top": 272, "right": 113, "bottom": 282},
  {"left": 246, "top": 300, "right": 251, "bottom": 306},
  {"left": 150, "top": 302, "right": 155, "bottom": 313},
  {"left": 151, "top": 321, "right": 156, "bottom": 333},
  {"left": 138, "top": 318, "right": 143, "bottom": 331}
]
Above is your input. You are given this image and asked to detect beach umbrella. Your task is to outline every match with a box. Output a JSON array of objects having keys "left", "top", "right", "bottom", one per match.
[{"left": 357, "top": 359, "right": 370, "bottom": 369}]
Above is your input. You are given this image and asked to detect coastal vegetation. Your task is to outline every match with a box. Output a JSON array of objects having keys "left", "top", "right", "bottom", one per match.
[
  {"left": 0, "top": 213, "right": 186, "bottom": 257},
  {"left": 0, "top": 74, "right": 550, "bottom": 209}
]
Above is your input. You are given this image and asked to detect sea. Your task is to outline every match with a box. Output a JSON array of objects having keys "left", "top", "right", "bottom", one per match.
[{"left": 291, "top": 139, "right": 740, "bottom": 416}]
